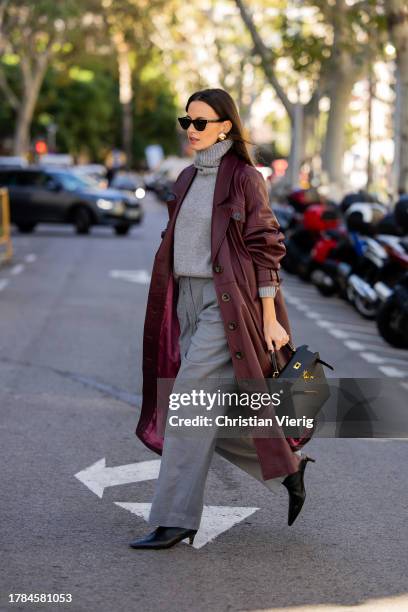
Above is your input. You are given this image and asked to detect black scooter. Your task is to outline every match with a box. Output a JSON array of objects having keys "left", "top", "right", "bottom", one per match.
[{"left": 376, "top": 272, "right": 408, "bottom": 348}]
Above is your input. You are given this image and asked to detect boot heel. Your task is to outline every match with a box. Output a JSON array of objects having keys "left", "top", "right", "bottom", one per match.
[
  {"left": 188, "top": 533, "right": 196, "bottom": 545},
  {"left": 305, "top": 455, "right": 316, "bottom": 463}
]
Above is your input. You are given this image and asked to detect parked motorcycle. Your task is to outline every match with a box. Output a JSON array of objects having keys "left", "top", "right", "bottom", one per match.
[
  {"left": 310, "top": 227, "right": 361, "bottom": 297},
  {"left": 282, "top": 203, "right": 342, "bottom": 279},
  {"left": 376, "top": 272, "right": 408, "bottom": 348}
]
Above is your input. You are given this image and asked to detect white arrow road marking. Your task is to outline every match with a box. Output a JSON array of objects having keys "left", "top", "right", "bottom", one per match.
[
  {"left": 74, "top": 458, "right": 161, "bottom": 498},
  {"left": 109, "top": 269, "right": 151, "bottom": 284},
  {"left": 24, "top": 253, "right": 37, "bottom": 263},
  {"left": 115, "top": 502, "right": 259, "bottom": 549}
]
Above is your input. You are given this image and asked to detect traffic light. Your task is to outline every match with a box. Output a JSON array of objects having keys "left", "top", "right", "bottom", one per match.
[{"left": 35, "top": 140, "right": 48, "bottom": 155}]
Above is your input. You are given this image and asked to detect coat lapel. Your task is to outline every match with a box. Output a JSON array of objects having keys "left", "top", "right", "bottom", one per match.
[{"left": 211, "top": 150, "right": 241, "bottom": 261}]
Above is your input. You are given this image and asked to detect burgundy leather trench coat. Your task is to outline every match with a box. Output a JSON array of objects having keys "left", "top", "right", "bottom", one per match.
[{"left": 135, "top": 147, "right": 308, "bottom": 480}]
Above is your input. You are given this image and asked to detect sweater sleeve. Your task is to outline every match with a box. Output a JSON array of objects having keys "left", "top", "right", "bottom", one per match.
[
  {"left": 258, "top": 284, "right": 278, "bottom": 298},
  {"left": 242, "top": 166, "right": 286, "bottom": 290}
]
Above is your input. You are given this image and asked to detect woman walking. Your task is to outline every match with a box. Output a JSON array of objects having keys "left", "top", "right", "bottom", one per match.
[{"left": 130, "top": 88, "right": 315, "bottom": 550}]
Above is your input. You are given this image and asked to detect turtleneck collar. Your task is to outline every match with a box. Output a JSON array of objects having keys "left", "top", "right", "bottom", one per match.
[{"left": 193, "top": 138, "right": 234, "bottom": 175}]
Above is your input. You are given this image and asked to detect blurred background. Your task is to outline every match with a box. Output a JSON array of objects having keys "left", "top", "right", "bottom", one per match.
[
  {"left": 0, "top": 0, "right": 407, "bottom": 198},
  {"left": 1, "top": 3, "right": 408, "bottom": 608}
]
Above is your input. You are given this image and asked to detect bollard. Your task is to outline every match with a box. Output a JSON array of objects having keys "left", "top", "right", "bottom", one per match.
[{"left": 0, "top": 187, "right": 13, "bottom": 264}]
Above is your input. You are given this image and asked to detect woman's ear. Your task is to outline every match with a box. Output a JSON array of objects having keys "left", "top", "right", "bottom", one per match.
[{"left": 224, "top": 120, "right": 233, "bottom": 134}]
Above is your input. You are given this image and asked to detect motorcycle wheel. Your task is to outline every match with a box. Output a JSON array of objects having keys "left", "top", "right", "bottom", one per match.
[
  {"left": 316, "top": 283, "right": 337, "bottom": 297},
  {"left": 377, "top": 298, "right": 408, "bottom": 348},
  {"left": 354, "top": 293, "right": 378, "bottom": 319}
]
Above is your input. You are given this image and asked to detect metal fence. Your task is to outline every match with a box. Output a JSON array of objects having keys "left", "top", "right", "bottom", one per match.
[{"left": 0, "top": 188, "right": 13, "bottom": 264}]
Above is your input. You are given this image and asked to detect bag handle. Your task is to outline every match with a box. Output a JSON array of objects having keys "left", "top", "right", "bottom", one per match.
[
  {"left": 268, "top": 340, "right": 296, "bottom": 378},
  {"left": 316, "top": 358, "right": 335, "bottom": 371}
]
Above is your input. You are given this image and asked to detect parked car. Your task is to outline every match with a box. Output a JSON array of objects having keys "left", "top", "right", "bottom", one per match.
[
  {"left": 0, "top": 156, "right": 28, "bottom": 168},
  {"left": 37, "top": 154, "right": 74, "bottom": 167},
  {"left": 0, "top": 166, "right": 144, "bottom": 235},
  {"left": 109, "top": 171, "right": 146, "bottom": 200},
  {"left": 71, "top": 164, "right": 109, "bottom": 189}
]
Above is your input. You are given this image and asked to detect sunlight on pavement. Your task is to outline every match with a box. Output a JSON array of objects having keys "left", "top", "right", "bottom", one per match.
[{"left": 246, "top": 594, "right": 408, "bottom": 611}]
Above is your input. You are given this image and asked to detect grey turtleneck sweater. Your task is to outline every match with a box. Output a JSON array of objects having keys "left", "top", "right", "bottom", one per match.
[{"left": 173, "top": 138, "right": 278, "bottom": 298}]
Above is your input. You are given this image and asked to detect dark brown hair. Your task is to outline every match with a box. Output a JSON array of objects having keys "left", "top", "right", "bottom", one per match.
[{"left": 185, "top": 88, "right": 256, "bottom": 167}]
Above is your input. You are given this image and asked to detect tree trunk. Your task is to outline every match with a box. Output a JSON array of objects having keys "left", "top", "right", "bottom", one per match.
[
  {"left": 13, "top": 91, "right": 37, "bottom": 155},
  {"left": 13, "top": 54, "right": 50, "bottom": 156},
  {"left": 386, "top": 1, "right": 408, "bottom": 193},
  {"left": 398, "top": 45, "right": 408, "bottom": 192},
  {"left": 321, "top": 75, "right": 355, "bottom": 188},
  {"left": 113, "top": 30, "right": 133, "bottom": 170}
]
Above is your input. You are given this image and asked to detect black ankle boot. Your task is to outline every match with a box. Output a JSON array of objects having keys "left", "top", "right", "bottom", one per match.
[
  {"left": 282, "top": 455, "right": 316, "bottom": 526},
  {"left": 129, "top": 526, "right": 197, "bottom": 549}
]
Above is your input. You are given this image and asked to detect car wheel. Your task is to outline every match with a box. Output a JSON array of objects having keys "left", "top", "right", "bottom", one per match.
[
  {"left": 16, "top": 223, "right": 36, "bottom": 233},
  {"left": 73, "top": 207, "right": 92, "bottom": 234},
  {"left": 114, "top": 223, "right": 131, "bottom": 236}
]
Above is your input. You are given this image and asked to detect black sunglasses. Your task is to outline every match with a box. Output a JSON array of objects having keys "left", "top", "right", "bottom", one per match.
[{"left": 177, "top": 116, "right": 227, "bottom": 131}]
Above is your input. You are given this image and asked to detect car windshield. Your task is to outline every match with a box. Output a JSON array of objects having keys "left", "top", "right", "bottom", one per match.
[{"left": 51, "top": 172, "right": 92, "bottom": 191}]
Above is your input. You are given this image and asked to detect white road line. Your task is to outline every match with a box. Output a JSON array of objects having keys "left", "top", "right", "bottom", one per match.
[
  {"left": 341, "top": 329, "right": 391, "bottom": 348},
  {"left": 286, "top": 292, "right": 346, "bottom": 306},
  {"left": 10, "top": 264, "right": 24, "bottom": 275},
  {"left": 285, "top": 281, "right": 408, "bottom": 383},
  {"left": 0, "top": 279, "right": 9, "bottom": 291},
  {"left": 282, "top": 284, "right": 318, "bottom": 294},
  {"left": 344, "top": 339, "right": 408, "bottom": 356},
  {"left": 109, "top": 269, "right": 151, "bottom": 284},
  {"left": 345, "top": 340, "right": 367, "bottom": 351},
  {"left": 304, "top": 312, "right": 321, "bottom": 319},
  {"left": 306, "top": 312, "right": 373, "bottom": 324},
  {"left": 328, "top": 329, "right": 350, "bottom": 339},
  {"left": 361, "top": 352, "right": 408, "bottom": 367},
  {"left": 24, "top": 253, "right": 37, "bottom": 263},
  {"left": 293, "top": 304, "right": 308, "bottom": 311},
  {"left": 321, "top": 320, "right": 376, "bottom": 333},
  {"left": 378, "top": 366, "right": 407, "bottom": 378}
]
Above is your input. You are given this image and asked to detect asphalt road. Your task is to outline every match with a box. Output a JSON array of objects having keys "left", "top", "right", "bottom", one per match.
[{"left": 0, "top": 192, "right": 407, "bottom": 612}]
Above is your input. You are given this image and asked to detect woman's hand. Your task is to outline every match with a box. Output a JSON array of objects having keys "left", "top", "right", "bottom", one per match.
[
  {"left": 263, "top": 318, "right": 290, "bottom": 351},
  {"left": 260, "top": 295, "right": 290, "bottom": 351}
]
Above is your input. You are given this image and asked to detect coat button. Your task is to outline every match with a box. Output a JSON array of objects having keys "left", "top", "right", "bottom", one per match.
[
  {"left": 232, "top": 211, "right": 241, "bottom": 220},
  {"left": 228, "top": 321, "right": 237, "bottom": 330},
  {"left": 214, "top": 264, "right": 223, "bottom": 273},
  {"left": 235, "top": 351, "right": 244, "bottom": 359},
  {"left": 221, "top": 292, "right": 231, "bottom": 302}
]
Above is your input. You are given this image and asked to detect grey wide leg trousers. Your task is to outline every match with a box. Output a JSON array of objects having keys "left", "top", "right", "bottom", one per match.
[{"left": 147, "top": 276, "right": 301, "bottom": 531}]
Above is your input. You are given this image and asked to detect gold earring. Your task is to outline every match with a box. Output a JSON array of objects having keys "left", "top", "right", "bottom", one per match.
[{"left": 218, "top": 132, "right": 226, "bottom": 141}]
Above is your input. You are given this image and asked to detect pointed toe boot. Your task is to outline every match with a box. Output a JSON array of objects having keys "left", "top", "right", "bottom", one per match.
[
  {"left": 129, "top": 526, "right": 197, "bottom": 549},
  {"left": 282, "top": 455, "right": 316, "bottom": 526}
]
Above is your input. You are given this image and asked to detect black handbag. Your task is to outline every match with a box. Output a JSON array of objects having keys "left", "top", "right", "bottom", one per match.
[{"left": 268, "top": 341, "right": 334, "bottom": 438}]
